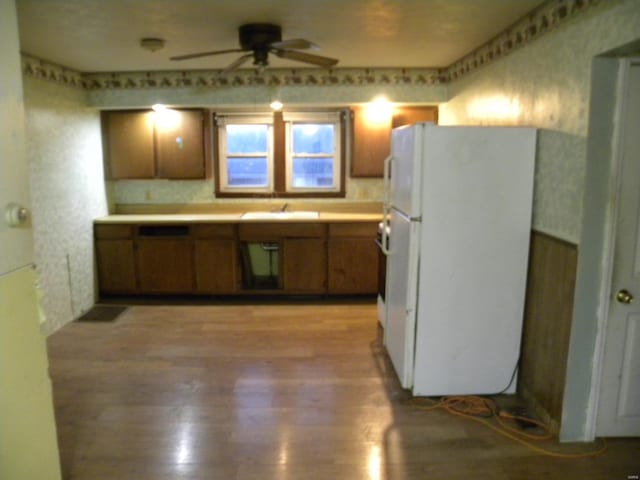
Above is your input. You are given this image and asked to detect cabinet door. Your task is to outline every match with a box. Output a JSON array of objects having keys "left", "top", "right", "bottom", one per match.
[
  {"left": 328, "top": 238, "right": 379, "bottom": 294},
  {"left": 103, "top": 111, "right": 155, "bottom": 179},
  {"left": 96, "top": 239, "right": 137, "bottom": 294},
  {"left": 351, "top": 106, "right": 439, "bottom": 178},
  {"left": 391, "top": 106, "right": 438, "bottom": 128},
  {"left": 283, "top": 238, "right": 327, "bottom": 293},
  {"left": 351, "top": 105, "right": 392, "bottom": 178},
  {"left": 195, "top": 239, "right": 238, "bottom": 294},
  {"left": 156, "top": 110, "right": 205, "bottom": 179},
  {"left": 136, "top": 238, "right": 194, "bottom": 293}
]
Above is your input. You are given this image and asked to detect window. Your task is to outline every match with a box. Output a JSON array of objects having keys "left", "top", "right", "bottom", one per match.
[
  {"left": 215, "top": 110, "right": 345, "bottom": 197},
  {"left": 284, "top": 112, "right": 342, "bottom": 193},
  {"left": 217, "top": 114, "right": 274, "bottom": 193}
]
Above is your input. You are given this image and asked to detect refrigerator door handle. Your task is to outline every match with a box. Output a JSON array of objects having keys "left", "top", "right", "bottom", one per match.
[
  {"left": 383, "top": 155, "right": 393, "bottom": 208},
  {"left": 382, "top": 155, "right": 393, "bottom": 256},
  {"left": 381, "top": 221, "right": 390, "bottom": 256}
]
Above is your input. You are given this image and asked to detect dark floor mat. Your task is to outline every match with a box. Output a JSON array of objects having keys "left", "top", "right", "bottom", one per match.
[{"left": 75, "top": 305, "right": 128, "bottom": 322}]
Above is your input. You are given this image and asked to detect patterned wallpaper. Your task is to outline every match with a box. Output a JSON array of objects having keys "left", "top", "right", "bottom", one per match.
[
  {"left": 440, "top": 0, "right": 640, "bottom": 243},
  {"left": 24, "top": 77, "right": 108, "bottom": 334}
]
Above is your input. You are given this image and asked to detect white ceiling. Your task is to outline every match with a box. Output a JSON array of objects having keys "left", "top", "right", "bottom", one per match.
[{"left": 17, "top": 0, "right": 545, "bottom": 73}]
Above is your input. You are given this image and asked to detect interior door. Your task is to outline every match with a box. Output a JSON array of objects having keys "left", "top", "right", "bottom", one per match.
[
  {"left": 596, "top": 60, "right": 640, "bottom": 437},
  {"left": 0, "top": 1, "right": 62, "bottom": 478}
]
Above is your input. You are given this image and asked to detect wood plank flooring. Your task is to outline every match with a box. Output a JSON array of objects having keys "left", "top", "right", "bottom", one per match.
[{"left": 47, "top": 302, "right": 639, "bottom": 479}]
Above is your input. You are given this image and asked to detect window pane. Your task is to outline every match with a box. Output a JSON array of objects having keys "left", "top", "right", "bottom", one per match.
[
  {"left": 292, "top": 124, "right": 334, "bottom": 154},
  {"left": 227, "top": 157, "right": 268, "bottom": 187},
  {"left": 226, "top": 124, "right": 268, "bottom": 154},
  {"left": 292, "top": 157, "right": 334, "bottom": 188}
]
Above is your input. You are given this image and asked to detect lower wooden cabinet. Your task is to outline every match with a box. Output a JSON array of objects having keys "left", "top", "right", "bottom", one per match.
[
  {"left": 95, "top": 221, "right": 378, "bottom": 297},
  {"left": 282, "top": 238, "right": 327, "bottom": 293},
  {"left": 328, "top": 223, "right": 379, "bottom": 294},
  {"left": 95, "top": 224, "right": 137, "bottom": 294},
  {"left": 96, "top": 239, "right": 137, "bottom": 294},
  {"left": 195, "top": 239, "right": 238, "bottom": 294},
  {"left": 136, "top": 238, "right": 195, "bottom": 293}
]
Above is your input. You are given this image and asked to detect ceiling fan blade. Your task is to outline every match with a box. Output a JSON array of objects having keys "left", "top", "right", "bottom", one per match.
[
  {"left": 273, "top": 49, "right": 338, "bottom": 67},
  {"left": 170, "top": 48, "right": 244, "bottom": 61},
  {"left": 220, "top": 53, "right": 253, "bottom": 75},
  {"left": 270, "top": 38, "right": 319, "bottom": 51}
]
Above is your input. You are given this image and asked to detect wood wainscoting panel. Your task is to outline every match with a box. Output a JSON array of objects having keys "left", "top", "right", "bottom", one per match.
[{"left": 519, "top": 231, "right": 578, "bottom": 431}]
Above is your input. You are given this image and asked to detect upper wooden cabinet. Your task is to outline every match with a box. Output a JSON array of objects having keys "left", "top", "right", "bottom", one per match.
[
  {"left": 351, "top": 105, "right": 438, "bottom": 178},
  {"left": 351, "top": 105, "right": 392, "bottom": 178},
  {"left": 391, "top": 106, "right": 438, "bottom": 129},
  {"left": 102, "top": 109, "right": 206, "bottom": 180}
]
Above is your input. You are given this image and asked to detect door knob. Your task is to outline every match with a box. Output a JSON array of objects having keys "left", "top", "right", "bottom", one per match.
[
  {"left": 4, "top": 202, "right": 29, "bottom": 227},
  {"left": 616, "top": 289, "right": 634, "bottom": 305}
]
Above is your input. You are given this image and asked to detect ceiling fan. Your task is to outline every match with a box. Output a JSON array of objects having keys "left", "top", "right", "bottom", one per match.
[{"left": 170, "top": 23, "right": 339, "bottom": 74}]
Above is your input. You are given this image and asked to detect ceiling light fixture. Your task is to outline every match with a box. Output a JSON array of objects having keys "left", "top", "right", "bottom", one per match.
[
  {"left": 140, "top": 38, "right": 166, "bottom": 52},
  {"left": 270, "top": 100, "right": 283, "bottom": 111}
]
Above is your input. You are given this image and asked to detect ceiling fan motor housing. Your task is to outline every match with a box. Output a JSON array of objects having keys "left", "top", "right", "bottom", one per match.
[{"left": 239, "top": 23, "right": 282, "bottom": 50}]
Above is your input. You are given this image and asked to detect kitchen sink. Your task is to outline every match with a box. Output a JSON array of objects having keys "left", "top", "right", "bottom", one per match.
[{"left": 240, "top": 211, "right": 320, "bottom": 220}]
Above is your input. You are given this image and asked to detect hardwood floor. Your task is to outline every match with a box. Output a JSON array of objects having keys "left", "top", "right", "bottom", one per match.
[{"left": 47, "top": 302, "right": 639, "bottom": 479}]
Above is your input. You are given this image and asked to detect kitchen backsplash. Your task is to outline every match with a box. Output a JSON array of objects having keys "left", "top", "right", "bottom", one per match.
[{"left": 107, "top": 177, "right": 384, "bottom": 206}]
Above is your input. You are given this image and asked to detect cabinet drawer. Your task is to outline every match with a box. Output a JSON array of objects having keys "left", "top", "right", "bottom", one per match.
[
  {"left": 239, "top": 223, "right": 326, "bottom": 240},
  {"left": 192, "top": 224, "right": 236, "bottom": 239},
  {"left": 95, "top": 224, "right": 133, "bottom": 239},
  {"left": 329, "top": 223, "right": 377, "bottom": 238}
]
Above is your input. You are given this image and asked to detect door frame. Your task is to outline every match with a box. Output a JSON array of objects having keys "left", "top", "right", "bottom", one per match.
[{"left": 561, "top": 56, "right": 640, "bottom": 442}]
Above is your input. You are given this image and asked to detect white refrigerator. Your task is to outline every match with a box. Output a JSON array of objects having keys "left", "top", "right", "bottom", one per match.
[{"left": 381, "top": 123, "right": 536, "bottom": 396}]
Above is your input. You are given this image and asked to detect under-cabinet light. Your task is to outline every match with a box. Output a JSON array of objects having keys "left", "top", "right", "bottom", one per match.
[{"left": 364, "top": 96, "right": 393, "bottom": 125}]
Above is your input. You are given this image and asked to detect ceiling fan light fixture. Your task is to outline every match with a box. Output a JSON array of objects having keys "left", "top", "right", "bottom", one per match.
[
  {"left": 140, "top": 37, "right": 166, "bottom": 52},
  {"left": 253, "top": 48, "right": 270, "bottom": 67},
  {"left": 170, "top": 23, "right": 338, "bottom": 74}
]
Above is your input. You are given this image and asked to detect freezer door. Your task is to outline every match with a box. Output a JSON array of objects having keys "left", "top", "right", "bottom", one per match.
[
  {"left": 383, "top": 208, "right": 420, "bottom": 388},
  {"left": 390, "top": 124, "right": 423, "bottom": 217}
]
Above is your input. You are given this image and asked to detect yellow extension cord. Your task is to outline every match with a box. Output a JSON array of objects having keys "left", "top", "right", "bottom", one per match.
[{"left": 411, "top": 395, "right": 608, "bottom": 459}]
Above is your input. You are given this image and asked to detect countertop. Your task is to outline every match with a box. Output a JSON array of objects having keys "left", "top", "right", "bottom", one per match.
[{"left": 95, "top": 212, "right": 383, "bottom": 224}]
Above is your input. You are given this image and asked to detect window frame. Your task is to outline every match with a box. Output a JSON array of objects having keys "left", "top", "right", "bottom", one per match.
[
  {"left": 215, "top": 113, "right": 275, "bottom": 194},
  {"left": 213, "top": 110, "right": 346, "bottom": 198},
  {"left": 283, "top": 111, "right": 342, "bottom": 194}
]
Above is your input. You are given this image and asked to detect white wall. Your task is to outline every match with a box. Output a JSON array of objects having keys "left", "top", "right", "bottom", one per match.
[
  {"left": 440, "top": 0, "right": 640, "bottom": 244},
  {"left": 24, "top": 77, "right": 108, "bottom": 334}
]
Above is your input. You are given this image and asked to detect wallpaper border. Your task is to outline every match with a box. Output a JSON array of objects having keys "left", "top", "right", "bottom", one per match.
[{"left": 442, "top": 0, "right": 602, "bottom": 82}]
